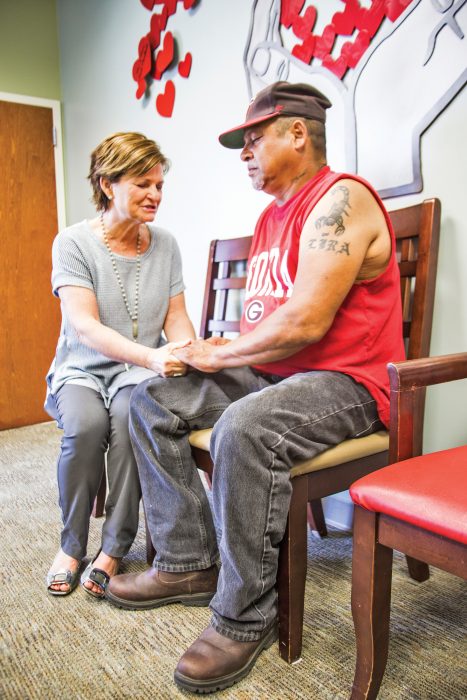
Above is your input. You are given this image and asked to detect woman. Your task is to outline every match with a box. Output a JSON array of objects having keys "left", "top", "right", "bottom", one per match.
[{"left": 45, "top": 132, "right": 196, "bottom": 598}]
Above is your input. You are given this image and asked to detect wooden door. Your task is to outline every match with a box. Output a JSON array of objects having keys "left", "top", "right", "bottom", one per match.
[{"left": 0, "top": 100, "right": 61, "bottom": 429}]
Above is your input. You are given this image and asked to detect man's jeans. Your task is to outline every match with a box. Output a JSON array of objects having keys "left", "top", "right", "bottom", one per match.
[{"left": 129, "top": 367, "right": 383, "bottom": 642}]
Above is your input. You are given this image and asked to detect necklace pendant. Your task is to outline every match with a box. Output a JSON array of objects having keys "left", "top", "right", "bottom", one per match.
[{"left": 132, "top": 319, "right": 138, "bottom": 340}]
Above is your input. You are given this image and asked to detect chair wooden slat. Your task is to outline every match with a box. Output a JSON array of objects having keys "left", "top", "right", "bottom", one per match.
[{"left": 212, "top": 278, "right": 247, "bottom": 290}]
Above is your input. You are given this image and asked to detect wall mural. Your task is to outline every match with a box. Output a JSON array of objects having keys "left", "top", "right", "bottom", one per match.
[
  {"left": 245, "top": 0, "right": 467, "bottom": 197},
  {"left": 133, "top": 0, "right": 200, "bottom": 118}
]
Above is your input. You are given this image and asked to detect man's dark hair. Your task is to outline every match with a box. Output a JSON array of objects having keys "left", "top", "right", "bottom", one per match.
[{"left": 275, "top": 116, "right": 327, "bottom": 160}]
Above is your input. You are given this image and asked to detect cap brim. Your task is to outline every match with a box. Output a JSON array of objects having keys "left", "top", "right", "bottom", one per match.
[{"left": 218, "top": 109, "right": 283, "bottom": 149}]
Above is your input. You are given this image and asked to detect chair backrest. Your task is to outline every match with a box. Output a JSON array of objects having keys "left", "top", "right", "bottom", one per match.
[{"left": 199, "top": 199, "right": 441, "bottom": 450}]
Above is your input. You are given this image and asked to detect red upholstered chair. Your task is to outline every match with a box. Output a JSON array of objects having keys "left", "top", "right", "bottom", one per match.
[{"left": 349, "top": 352, "right": 467, "bottom": 700}]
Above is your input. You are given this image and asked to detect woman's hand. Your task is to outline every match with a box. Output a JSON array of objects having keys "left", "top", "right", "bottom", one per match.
[{"left": 146, "top": 339, "right": 192, "bottom": 377}]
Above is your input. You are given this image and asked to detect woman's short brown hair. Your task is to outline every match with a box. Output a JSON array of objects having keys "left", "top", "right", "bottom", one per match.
[{"left": 88, "top": 132, "right": 170, "bottom": 211}]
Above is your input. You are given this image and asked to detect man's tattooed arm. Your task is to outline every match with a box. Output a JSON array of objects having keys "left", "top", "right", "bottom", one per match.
[
  {"left": 308, "top": 185, "right": 352, "bottom": 255},
  {"left": 315, "top": 185, "right": 351, "bottom": 236}
]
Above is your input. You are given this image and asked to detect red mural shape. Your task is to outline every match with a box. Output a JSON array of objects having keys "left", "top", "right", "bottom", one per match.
[
  {"left": 134, "top": 0, "right": 198, "bottom": 117},
  {"left": 282, "top": 0, "right": 415, "bottom": 80},
  {"left": 178, "top": 52, "right": 192, "bottom": 78},
  {"left": 156, "top": 79, "right": 176, "bottom": 117}
]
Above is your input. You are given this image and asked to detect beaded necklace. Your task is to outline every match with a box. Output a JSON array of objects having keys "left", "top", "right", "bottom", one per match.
[{"left": 100, "top": 213, "right": 141, "bottom": 341}]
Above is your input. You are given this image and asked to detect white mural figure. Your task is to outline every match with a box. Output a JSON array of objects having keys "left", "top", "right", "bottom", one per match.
[{"left": 244, "top": 0, "right": 467, "bottom": 197}]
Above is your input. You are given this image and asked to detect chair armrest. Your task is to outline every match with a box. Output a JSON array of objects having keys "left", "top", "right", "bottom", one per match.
[
  {"left": 388, "top": 353, "right": 467, "bottom": 392},
  {"left": 387, "top": 352, "right": 467, "bottom": 463}
]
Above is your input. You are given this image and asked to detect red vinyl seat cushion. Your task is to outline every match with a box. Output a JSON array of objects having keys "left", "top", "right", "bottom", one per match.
[{"left": 350, "top": 445, "right": 467, "bottom": 545}]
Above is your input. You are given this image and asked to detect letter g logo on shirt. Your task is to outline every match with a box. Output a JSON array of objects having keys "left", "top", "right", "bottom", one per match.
[{"left": 245, "top": 300, "right": 264, "bottom": 323}]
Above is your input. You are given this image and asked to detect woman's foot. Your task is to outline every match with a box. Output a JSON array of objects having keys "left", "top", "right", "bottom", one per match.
[
  {"left": 47, "top": 549, "right": 81, "bottom": 594},
  {"left": 82, "top": 551, "right": 121, "bottom": 597}
]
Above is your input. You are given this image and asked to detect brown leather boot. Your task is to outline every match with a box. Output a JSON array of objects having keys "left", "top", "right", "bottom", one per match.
[
  {"left": 174, "top": 624, "right": 278, "bottom": 693},
  {"left": 105, "top": 565, "right": 218, "bottom": 610}
]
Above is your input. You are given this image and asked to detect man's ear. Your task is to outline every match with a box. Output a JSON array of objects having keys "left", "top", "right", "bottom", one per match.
[{"left": 290, "top": 119, "right": 308, "bottom": 149}]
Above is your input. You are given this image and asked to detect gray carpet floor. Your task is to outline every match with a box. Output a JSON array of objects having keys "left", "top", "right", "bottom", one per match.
[{"left": 0, "top": 422, "right": 466, "bottom": 699}]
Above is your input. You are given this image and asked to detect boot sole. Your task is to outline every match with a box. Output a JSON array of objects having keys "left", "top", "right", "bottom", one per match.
[
  {"left": 173, "top": 624, "right": 279, "bottom": 694},
  {"left": 104, "top": 589, "right": 215, "bottom": 610}
]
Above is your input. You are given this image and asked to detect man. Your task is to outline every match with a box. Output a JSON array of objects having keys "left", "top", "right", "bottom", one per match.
[{"left": 106, "top": 82, "right": 405, "bottom": 693}]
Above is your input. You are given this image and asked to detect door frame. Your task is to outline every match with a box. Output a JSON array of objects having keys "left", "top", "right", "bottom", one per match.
[{"left": 0, "top": 91, "right": 66, "bottom": 230}]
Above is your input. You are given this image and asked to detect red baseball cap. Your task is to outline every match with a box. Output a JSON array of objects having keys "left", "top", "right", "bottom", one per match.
[{"left": 219, "top": 81, "right": 332, "bottom": 149}]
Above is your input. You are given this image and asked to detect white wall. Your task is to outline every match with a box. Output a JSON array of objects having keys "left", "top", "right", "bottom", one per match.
[{"left": 57, "top": 0, "right": 467, "bottom": 461}]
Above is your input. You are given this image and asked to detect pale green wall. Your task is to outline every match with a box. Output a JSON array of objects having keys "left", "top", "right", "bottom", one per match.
[{"left": 0, "top": 0, "right": 60, "bottom": 99}]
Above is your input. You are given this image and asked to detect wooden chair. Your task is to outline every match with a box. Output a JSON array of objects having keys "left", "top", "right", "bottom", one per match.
[
  {"left": 349, "top": 352, "right": 467, "bottom": 700},
  {"left": 183, "top": 198, "right": 441, "bottom": 664}
]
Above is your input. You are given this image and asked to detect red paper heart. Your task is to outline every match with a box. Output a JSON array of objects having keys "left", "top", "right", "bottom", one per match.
[
  {"left": 313, "top": 25, "right": 336, "bottom": 60},
  {"left": 332, "top": 0, "right": 360, "bottom": 36},
  {"left": 183, "top": 0, "right": 197, "bottom": 8},
  {"left": 178, "top": 52, "right": 192, "bottom": 78},
  {"left": 154, "top": 31, "right": 175, "bottom": 80},
  {"left": 280, "top": 0, "right": 306, "bottom": 30},
  {"left": 140, "top": 0, "right": 155, "bottom": 10},
  {"left": 322, "top": 53, "right": 348, "bottom": 79},
  {"left": 149, "top": 9, "right": 168, "bottom": 50},
  {"left": 156, "top": 80, "right": 175, "bottom": 117},
  {"left": 292, "top": 36, "right": 316, "bottom": 65},
  {"left": 292, "top": 6, "right": 317, "bottom": 41},
  {"left": 340, "top": 30, "right": 370, "bottom": 69}
]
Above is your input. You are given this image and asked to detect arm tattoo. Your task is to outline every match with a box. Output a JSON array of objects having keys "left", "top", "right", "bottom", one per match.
[
  {"left": 315, "top": 185, "right": 351, "bottom": 236},
  {"left": 307, "top": 238, "right": 351, "bottom": 255}
]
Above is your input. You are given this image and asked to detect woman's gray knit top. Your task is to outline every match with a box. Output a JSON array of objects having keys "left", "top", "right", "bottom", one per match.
[{"left": 46, "top": 219, "right": 185, "bottom": 407}]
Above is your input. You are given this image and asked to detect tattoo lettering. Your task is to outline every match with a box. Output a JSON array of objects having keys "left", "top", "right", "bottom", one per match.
[
  {"left": 315, "top": 185, "right": 351, "bottom": 236},
  {"left": 307, "top": 238, "right": 351, "bottom": 255}
]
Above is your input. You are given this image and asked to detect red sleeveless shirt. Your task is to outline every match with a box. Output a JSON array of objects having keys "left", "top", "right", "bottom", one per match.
[{"left": 240, "top": 167, "right": 405, "bottom": 427}]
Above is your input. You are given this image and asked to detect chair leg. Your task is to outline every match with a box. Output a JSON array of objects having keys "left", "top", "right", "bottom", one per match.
[
  {"left": 277, "top": 474, "right": 309, "bottom": 663},
  {"left": 307, "top": 499, "right": 328, "bottom": 537},
  {"left": 405, "top": 555, "right": 430, "bottom": 582},
  {"left": 351, "top": 507, "right": 393, "bottom": 700},
  {"left": 92, "top": 471, "right": 106, "bottom": 518}
]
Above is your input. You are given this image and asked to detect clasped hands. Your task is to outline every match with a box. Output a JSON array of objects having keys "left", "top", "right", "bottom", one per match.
[{"left": 147, "top": 337, "right": 231, "bottom": 377}]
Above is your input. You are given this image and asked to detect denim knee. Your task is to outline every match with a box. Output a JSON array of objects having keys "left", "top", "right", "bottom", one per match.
[{"left": 210, "top": 398, "right": 265, "bottom": 473}]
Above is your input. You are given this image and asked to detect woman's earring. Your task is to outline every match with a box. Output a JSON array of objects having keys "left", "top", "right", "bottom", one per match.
[{"left": 107, "top": 194, "right": 113, "bottom": 200}]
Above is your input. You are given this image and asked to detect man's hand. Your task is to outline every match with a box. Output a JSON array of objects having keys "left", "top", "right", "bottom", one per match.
[{"left": 173, "top": 339, "right": 226, "bottom": 373}]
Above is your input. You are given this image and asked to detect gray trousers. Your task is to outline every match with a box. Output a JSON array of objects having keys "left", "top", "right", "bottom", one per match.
[
  {"left": 52, "top": 384, "right": 141, "bottom": 560},
  {"left": 129, "top": 367, "right": 383, "bottom": 641}
]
